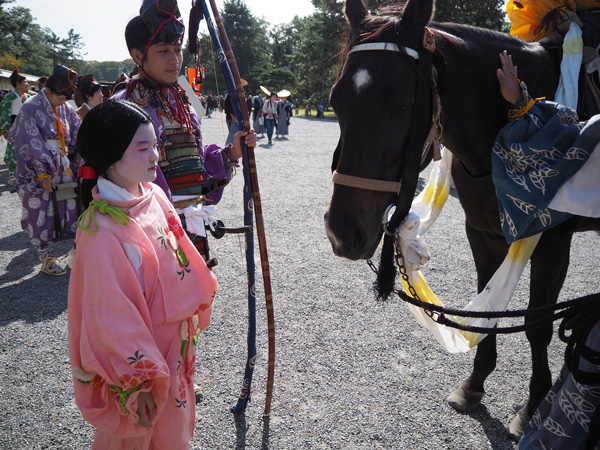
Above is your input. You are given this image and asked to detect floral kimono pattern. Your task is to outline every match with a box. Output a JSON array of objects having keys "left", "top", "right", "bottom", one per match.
[
  {"left": 8, "top": 91, "right": 82, "bottom": 250},
  {"left": 68, "top": 183, "right": 217, "bottom": 450}
]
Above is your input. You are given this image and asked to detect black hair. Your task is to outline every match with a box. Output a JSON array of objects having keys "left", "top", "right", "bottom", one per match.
[
  {"left": 80, "top": 82, "right": 101, "bottom": 103},
  {"left": 77, "top": 99, "right": 152, "bottom": 207},
  {"left": 46, "top": 75, "right": 76, "bottom": 100},
  {"left": 10, "top": 70, "right": 25, "bottom": 88}
]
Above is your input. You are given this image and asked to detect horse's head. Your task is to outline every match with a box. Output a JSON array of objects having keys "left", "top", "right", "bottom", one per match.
[{"left": 325, "top": 0, "right": 435, "bottom": 260}]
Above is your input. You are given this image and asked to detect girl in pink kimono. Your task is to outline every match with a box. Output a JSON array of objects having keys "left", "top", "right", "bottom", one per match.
[{"left": 68, "top": 99, "right": 217, "bottom": 449}]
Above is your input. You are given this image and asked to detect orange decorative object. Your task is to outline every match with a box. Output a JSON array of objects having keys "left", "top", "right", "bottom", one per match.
[{"left": 507, "top": 0, "right": 599, "bottom": 41}]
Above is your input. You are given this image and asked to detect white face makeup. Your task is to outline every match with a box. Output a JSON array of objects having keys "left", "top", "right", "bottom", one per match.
[{"left": 352, "top": 68, "right": 372, "bottom": 95}]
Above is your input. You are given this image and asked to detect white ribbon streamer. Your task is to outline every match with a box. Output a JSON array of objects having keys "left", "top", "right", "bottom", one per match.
[
  {"left": 395, "top": 147, "right": 541, "bottom": 353},
  {"left": 182, "top": 204, "right": 216, "bottom": 238}
]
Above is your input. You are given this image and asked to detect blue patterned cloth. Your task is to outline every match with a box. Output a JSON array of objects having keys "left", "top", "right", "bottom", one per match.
[
  {"left": 492, "top": 100, "right": 600, "bottom": 243},
  {"left": 518, "top": 326, "right": 600, "bottom": 450}
]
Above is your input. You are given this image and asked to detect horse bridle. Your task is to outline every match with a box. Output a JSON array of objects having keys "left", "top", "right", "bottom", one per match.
[{"left": 332, "top": 39, "right": 441, "bottom": 195}]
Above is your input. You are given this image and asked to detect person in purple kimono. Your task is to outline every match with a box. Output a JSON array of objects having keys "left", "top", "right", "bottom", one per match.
[
  {"left": 111, "top": 0, "right": 255, "bottom": 262},
  {"left": 8, "top": 64, "right": 83, "bottom": 276}
]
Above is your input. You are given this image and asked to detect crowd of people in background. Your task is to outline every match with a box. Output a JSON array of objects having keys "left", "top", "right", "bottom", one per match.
[
  {"left": 196, "top": 85, "right": 298, "bottom": 146},
  {"left": 0, "top": 60, "right": 317, "bottom": 276}
]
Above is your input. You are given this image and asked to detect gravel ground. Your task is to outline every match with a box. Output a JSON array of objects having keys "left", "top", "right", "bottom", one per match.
[{"left": 1, "top": 111, "right": 599, "bottom": 450}]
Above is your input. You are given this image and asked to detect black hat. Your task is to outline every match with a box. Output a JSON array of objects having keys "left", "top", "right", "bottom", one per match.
[
  {"left": 140, "top": 0, "right": 184, "bottom": 46},
  {"left": 49, "top": 64, "right": 77, "bottom": 98},
  {"left": 77, "top": 74, "right": 99, "bottom": 88},
  {"left": 9, "top": 69, "right": 26, "bottom": 88}
]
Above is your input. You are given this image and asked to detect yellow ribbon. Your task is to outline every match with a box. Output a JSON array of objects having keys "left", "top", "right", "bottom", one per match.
[{"left": 507, "top": 76, "right": 545, "bottom": 120}]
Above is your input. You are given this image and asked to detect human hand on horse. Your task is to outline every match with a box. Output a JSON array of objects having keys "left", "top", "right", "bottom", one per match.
[{"left": 497, "top": 50, "right": 524, "bottom": 105}]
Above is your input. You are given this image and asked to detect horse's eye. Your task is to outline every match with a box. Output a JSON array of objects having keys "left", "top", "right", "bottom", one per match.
[{"left": 394, "top": 101, "right": 412, "bottom": 116}]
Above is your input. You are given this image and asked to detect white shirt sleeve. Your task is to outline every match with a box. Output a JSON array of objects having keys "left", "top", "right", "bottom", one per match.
[{"left": 11, "top": 97, "right": 22, "bottom": 116}]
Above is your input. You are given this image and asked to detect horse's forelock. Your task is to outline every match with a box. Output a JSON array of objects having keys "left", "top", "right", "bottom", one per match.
[{"left": 345, "top": 4, "right": 406, "bottom": 49}]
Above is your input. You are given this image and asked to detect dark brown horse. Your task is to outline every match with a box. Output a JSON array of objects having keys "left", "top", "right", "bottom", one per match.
[{"left": 324, "top": 0, "right": 600, "bottom": 438}]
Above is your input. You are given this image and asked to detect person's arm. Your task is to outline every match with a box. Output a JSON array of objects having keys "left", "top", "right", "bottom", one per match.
[
  {"left": 69, "top": 228, "right": 170, "bottom": 433},
  {"left": 8, "top": 103, "right": 57, "bottom": 192}
]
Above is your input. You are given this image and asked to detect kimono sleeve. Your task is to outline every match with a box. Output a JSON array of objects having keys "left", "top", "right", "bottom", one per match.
[
  {"left": 65, "top": 105, "right": 83, "bottom": 173},
  {"left": 9, "top": 102, "right": 56, "bottom": 179},
  {"left": 201, "top": 143, "right": 238, "bottom": 205},
  {"left": 68, "top": 227, "right": 170, "bottom": 437}
]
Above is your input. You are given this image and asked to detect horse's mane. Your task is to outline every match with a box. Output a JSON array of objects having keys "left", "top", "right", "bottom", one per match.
[{"left": 337, "top": 4, "right": 557, "bottom": 81}]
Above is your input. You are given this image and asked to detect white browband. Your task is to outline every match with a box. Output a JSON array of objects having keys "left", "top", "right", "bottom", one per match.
[{"left": 347, "top": 42, "right": 419, "bottom": 60}]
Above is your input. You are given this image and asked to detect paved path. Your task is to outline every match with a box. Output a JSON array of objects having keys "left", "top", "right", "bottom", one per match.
[{"left": 0, "top": 112, "right": 599, "bottom": 449}]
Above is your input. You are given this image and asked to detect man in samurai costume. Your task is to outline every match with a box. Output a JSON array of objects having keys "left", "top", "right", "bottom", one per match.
[
  {"left": 0, "top": 69, "right": 31, "bottom": 186},
  {"left": 8, "top": 64, "right": 82, "bottom": 275},
  {"left": 112, "top": 0, "right": 255, "bottom": 262}
]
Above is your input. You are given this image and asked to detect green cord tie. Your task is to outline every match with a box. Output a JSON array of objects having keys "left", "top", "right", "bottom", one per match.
[
  {"left": 79, "top": 200, "right": 131, "bottom": 233},
  {"left": 109, "top": 382, "right": 144, "bottom": 415}
]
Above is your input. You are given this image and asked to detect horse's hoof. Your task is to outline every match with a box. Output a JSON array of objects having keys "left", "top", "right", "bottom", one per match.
[
  {"left": 508, "top": 408, "right": 531, "bottom": 441},
  {"left": 447, "top": 382, "right": 485, "bottom": 411}
]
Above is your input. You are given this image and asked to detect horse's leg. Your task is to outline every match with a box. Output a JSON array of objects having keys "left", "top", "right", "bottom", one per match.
[
  {"left": 447, "top": 223, "right": 508, "bottom": 411},
  {"left": 508, "top": 226, "right": 574, "bottom": 439},
  {"left": 447, "top": 162, "right": 509, "bottom": 411}
]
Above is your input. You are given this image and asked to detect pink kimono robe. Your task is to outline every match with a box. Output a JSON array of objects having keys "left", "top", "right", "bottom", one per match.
[{"left": 68, "top": 182, "right": 217, "bottom": 449}]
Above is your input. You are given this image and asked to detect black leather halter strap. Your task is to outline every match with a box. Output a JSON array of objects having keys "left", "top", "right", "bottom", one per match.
[{"left": 387, "top": 25, "right": 436, "bottom": 232}]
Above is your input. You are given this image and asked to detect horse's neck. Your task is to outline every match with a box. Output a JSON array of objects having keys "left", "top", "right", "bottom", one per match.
[{"left": 433, "top": 25, "right": 561, "bottom": 177}]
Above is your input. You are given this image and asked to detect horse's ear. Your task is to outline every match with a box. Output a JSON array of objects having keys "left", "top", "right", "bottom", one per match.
[
  {"left": 345, "top": 0, "right": 368, "bottom": 29},
  {"left": 402, "top": 0, "right": 435, "bottom": 27}
]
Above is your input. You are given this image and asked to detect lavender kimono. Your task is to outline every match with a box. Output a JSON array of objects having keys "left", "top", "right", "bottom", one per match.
[{"left": 8, "top": 91, "right": 82, "bottom": 252}]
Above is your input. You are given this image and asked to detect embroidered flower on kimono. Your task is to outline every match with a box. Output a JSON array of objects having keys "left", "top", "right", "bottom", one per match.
[
  {"left": 167, "top": 213, "right": 185, "bottom": 239},
  {"left": 132, "top": 359, "right": 159, "bottom": 382},
  {"left": 72, "top": 367, "right": 104, "bottom": 388},
  {"left": 120, "top": 373, "right": 142, "bottom": 391},
  {"left": 157, "top": 220, "right": 190, "bottom": 270},
  {"left": 166, "top": 229, "right": 179, "bottom": 252},
  {"left": 180, "top": 320, "right": 189, "bottom": 341},
  {"left": 120, "top": 350, "right": 160, "bottom": 389}
]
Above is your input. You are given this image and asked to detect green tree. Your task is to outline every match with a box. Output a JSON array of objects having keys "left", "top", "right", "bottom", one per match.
[
  {"left": 46, "top": 28, "right": 85, "bottom": 68},
  {"left": 81, "top": 60, "right": 135, "bottom": 83},
  {"left": 0, "top": 6, "right": 53, "bottom": 74},
  {"left": 434, "top": 0, "right": 507, "bottom": 30},
  {"left": 0, "top": 2, "right": 87, "bottom": 75},
  {"left": 222, "top": 1, "right": 269, "bottom": 73},
  {"left": 292, "top": 10, "right": 344, "bottom": 105}
]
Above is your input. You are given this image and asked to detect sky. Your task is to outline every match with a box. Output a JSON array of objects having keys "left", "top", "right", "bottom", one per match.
[{"left": 13, "top": 0, "right": 316, "bottom": 62}]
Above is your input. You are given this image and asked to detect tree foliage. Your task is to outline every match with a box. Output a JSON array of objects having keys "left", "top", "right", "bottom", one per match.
[{"left": 434, "top": 0, "right": 508, "bottom": 31}]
